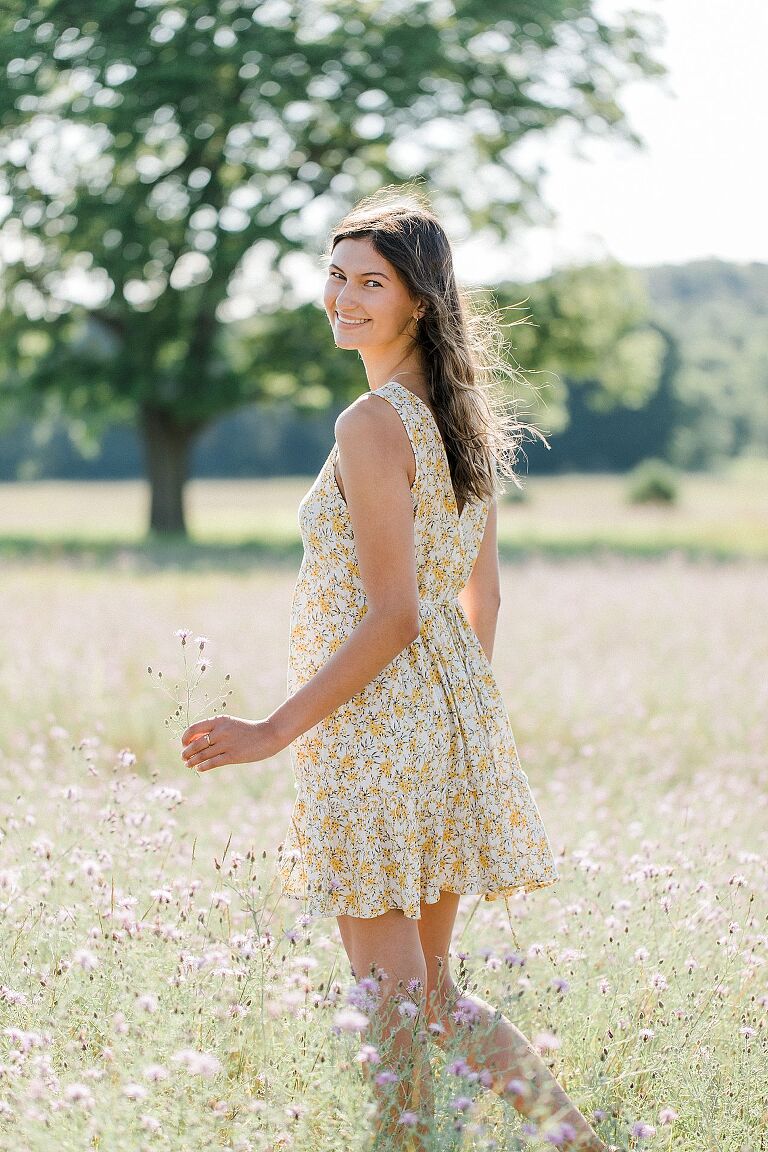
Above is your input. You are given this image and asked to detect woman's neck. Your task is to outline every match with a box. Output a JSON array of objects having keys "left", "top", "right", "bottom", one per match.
[{"left": 364, "top": 345, "right": 427, "bottom": 396}]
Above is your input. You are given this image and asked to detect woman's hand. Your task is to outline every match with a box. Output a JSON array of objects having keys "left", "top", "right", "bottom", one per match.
[{"left": 181, "top": 714, "right": 283, "bottom": 773}]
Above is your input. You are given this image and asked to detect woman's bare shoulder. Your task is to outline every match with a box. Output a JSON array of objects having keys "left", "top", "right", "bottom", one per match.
[{"left": 335, "top": 388, "right": 408, "bottom": 445}]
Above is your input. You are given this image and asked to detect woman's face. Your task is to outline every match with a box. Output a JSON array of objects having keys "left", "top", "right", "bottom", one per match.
[{"left": 323, "top": 236, "right": 421, "bottom": 349}]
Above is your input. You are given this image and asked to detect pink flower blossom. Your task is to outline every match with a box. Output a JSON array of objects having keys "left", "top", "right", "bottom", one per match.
[
  {"left": 3, "top": 1027, "right": 45, "bottom": 1052},
  {"left": 545, "top": 1121, "right": 577, "bottom": 1146},
  {"left": 397, "top": 1000, "right": 419, "bottom": 1018},
  {"left": 533, "top": 1030, "right": 562, "bottom": 1052},
  {"left": 333, "top": 1007, "right": 369, "bottom": 1033},
  {"left": 143, "top": 1064, "right": 169, "bottom": 1082},
  {"left": 112, "top": 1012, "right": 129, "bottom": 1034},
  {"left": 451, "top": 997, "right": 482, "bottom": 1026},
  {"left": 123, "top": 1083, "right": 148, "bottom": 1101},
  {"left": 171, "top": 1048, "right": 222, "bottom": 1077},
  {"left": 0, "top": 987, "right": 27, "bottom": 1006},
  {"left": 375, "top": 1070, "right": 399, "bottom": 1086},
  {"left": 64, "top": 1084, "right": 94, "bottom": 1108},
  {"left": 448, "top": 1058, "right": 472, "bottom": 1077},
  {"left": 72, "top": 948, "right": 99, "bottom": 972},
  {"left": 505, "top": 1077, "right": 530, "bottom": 1099}
]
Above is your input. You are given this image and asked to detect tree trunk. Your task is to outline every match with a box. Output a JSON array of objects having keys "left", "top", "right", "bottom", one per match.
[{"left": 140, "top": 405, "right": 201, "bottom": 536}]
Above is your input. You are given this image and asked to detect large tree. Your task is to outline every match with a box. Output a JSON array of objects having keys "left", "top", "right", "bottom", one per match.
[{"left": 0, "top": 0, "right": 665, "bottom": 534}]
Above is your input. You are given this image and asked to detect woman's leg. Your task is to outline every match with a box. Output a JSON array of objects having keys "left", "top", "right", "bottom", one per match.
[
  {"left": 337, "top": 908, "right": 435, "bottom": 1151},
  {"left": 417, "top": 892, "right": 609, "bottom": 1151}
]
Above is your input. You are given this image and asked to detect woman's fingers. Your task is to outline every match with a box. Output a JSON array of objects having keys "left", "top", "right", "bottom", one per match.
[
  {"left": 181, "top": 729, "right": 216, "bottom": 765},
  {"left": 181, "top": 719, "right": 217, "bottom": 745},
  {"left": 178, "top": 715, "right": 268, "bottom": 772},
  {"left": 184, "top": 743, "right": 224, "bottom": 771},
  {"left": 193, "top": 753, "right": 228, "bottom": 774}
]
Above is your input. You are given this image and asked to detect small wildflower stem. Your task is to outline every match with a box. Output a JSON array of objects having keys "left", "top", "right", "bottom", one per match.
[
  {"left": 150, "top": 631, "right": 232, "bottom": 750},
  {"left": 456, "top": 894, "right": 483, "bottom": 946},
  {"left": 182, "top": 642, "right": 190, "bottom": 729}
]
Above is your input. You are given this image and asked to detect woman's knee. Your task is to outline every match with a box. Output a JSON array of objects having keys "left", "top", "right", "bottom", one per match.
[{"left": 339, "top": 909, "right": 427, "bottom": 992}]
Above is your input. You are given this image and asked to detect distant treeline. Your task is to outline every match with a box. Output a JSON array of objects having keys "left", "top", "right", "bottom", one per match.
[{"left": 1, "top": 258, "right": 766, "bottom": 480}]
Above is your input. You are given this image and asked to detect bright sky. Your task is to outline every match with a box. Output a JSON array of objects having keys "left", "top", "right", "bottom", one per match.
[{"left": 454, "top": 0, "right": 768, "bottom": 284}]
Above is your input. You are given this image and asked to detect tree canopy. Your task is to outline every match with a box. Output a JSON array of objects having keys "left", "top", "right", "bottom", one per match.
[{"left": 0, "top": 0, "right": 666, "bottom": 532}]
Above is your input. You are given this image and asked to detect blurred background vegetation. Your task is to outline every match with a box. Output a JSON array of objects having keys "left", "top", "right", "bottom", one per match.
[{"left": 0, "top": 1, "right": 765, "bottom": 548}]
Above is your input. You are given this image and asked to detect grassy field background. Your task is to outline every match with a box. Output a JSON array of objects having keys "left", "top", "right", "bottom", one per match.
[
  {"left": 1, "top": 457, "right": 767, "bottom": 562},
  {"left": 0, "top": 473, "right": 766, "bottom": 1149}
]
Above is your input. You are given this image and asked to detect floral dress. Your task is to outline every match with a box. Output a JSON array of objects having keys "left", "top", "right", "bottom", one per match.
[{"left": 277, "top": 380, "right": 559, "bottom": 920}]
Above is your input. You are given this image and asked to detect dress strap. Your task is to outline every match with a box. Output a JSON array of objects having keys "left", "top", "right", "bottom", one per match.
[{"left": 361, "top": 381, "right": 425, "bottom": 498}]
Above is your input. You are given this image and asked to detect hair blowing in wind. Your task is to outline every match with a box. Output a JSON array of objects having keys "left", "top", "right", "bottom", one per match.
[{"left": 325, "top": 182, "right": 550, "bottom": 511}]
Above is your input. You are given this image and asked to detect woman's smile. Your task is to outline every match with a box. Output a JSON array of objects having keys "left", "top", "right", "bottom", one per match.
[{"left": 335, "top": 311, "right": 371, "bottom": 327}]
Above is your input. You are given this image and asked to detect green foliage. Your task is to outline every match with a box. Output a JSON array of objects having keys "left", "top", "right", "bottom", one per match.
[
  {"left": 643, "top": 260, "right": 768, "bottom": 467},
  {"left": 625, "top": 457, "right": 679, "bottom": 504},
  {"left": 496, "top": 261, "right": 668, "bottom": 435},
  {"left": 0, "top": 0, "right": 665, "bottom": 430}
]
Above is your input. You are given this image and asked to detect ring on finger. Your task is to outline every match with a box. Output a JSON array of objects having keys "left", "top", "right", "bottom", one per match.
[{"left": 204, "top": 732, "right": 211, "bottom": 747}]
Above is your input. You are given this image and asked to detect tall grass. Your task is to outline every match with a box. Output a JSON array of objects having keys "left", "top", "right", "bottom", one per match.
[{"left": 0, "top": 554, "right": 766, "bottom": 1149}]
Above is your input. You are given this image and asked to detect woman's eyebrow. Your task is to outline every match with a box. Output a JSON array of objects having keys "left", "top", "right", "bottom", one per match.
[{"left": 329, "top": 262, "right": 390, "bottom": 280}]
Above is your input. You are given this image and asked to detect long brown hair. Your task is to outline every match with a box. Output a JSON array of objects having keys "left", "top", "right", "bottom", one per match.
[{"left": 325, "top": 183, "right": 549, "bottom": 509}]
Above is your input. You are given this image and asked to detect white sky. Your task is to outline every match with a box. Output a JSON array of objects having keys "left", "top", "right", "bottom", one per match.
[{"left": 454, "top": 0, "right": 768, "bottom": 284}]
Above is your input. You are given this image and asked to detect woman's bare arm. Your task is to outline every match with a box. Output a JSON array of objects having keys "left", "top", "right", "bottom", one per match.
[
  {"left": 266, "top": 394, "right": 420, "bottom": 748},
  {"left": 457, "top": 498, "right": 501, "bottom": 662}
]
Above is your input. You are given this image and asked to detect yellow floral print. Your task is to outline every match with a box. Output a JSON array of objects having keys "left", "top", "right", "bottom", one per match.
[{"left": 277, "top": 380, "right": 559, "bottom": 920}]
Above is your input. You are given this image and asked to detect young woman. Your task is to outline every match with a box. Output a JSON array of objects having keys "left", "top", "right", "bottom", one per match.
[{"left": 181, "top": 188, "right": 616, "bottom": 1152}]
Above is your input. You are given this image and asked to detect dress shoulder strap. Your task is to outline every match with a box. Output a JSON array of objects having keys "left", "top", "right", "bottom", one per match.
[{"left": 365, "top": 380, "right": 424, "bottom": 452}]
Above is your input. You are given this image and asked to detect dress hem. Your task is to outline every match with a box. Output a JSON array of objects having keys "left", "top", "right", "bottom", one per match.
[{"left": 278, "top": 872, "right": 560, "bottom": 921}]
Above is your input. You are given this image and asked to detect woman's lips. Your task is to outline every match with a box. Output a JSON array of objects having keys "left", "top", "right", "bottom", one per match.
[{"left": 335, "top": 311, "right": 371, "bottom": 327}]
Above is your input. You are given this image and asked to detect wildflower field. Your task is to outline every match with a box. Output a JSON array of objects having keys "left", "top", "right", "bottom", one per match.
[{"left": 0, "top": 539, "right": 766, "bottom": 1149}]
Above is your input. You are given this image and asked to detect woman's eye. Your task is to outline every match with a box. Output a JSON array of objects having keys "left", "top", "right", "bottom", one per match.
[{"left": 328, "top": 272, "right": 381, "bottom": 287}]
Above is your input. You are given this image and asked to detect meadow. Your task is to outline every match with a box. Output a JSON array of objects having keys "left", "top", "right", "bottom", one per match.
[
  {"left": 1, "top": 456, "right": 767, "bottom": 562},
  {"left": 0, "top": 472, "right": 766, "bottom": 1150}
]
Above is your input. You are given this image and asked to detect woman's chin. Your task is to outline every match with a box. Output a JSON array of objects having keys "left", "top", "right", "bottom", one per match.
[{"left": 334, "top": 330, "right": 368, "bottom": 347}]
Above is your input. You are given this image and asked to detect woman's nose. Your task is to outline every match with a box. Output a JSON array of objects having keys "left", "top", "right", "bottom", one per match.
[{"left": 336, "top": 283, "right": 359, "bottom": 309}]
